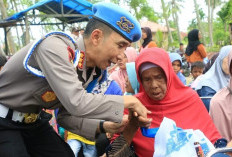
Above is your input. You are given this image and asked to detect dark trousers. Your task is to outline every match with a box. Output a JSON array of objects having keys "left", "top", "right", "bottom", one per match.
[{"left": 0, "top": 112, "right": 74, "bottom": 157}]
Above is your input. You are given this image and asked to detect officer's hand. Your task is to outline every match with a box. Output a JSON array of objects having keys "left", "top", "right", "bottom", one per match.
[
  {"left": 123, "top": 95, "right": 151, "bottom": 127},
  {"left": 102, "top": 115, "right": 129, "bottom": 134}
]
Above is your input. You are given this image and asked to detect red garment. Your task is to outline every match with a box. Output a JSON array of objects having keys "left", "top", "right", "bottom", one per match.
[{"left": 133, "top": 47, "right": 221, "bottom": 157}]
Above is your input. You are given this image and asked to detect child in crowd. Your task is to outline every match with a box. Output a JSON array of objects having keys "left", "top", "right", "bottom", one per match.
[
  {"left": 169, "top": 53, "right": 186, "bottom": 85},
  {"left": 109, "top": 47, "right": 138, "bottom": 93},
  {"left": 67, "top": 70, "right": 123, "bottom": 157},
  {"left": 189, "top": 61, "right": 205, "bottom": 88}
]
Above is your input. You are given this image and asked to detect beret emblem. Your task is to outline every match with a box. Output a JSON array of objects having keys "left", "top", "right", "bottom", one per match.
[{"left": 116, "top": 17, "right": 134, "bottom": 33}]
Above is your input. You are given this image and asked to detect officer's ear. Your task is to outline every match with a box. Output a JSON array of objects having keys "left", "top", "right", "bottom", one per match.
[{"left": 90, "top": 29, "right": 104, "bottom": 46}]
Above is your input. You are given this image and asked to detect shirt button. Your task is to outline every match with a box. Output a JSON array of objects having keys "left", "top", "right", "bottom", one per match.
[{"left": 115, "top": 111, "right": 119, "bottom": 115}]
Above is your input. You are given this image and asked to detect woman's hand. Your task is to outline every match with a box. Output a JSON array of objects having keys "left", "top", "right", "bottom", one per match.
[{"left": 123, "top": 95, "right": 151, "bottom": 128}]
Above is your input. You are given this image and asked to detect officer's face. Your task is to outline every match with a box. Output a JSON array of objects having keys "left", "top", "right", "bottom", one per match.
[{"left": 98, "top": 31, "right": 130, "bottom": 70}]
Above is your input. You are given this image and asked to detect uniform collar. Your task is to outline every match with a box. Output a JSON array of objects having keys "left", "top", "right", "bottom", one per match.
[{"left": 76, "top": 36, "right": 101, "bottom": 88}]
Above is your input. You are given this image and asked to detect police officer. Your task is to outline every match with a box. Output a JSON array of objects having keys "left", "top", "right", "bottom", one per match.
[{"left": 0, "top": 2, "right": 151, "bottom": 157}]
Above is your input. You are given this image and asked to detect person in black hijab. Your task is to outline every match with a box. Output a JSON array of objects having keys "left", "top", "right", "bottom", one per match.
[
  {"left": 140, "top": 27, "right": 157, "bottom": 52},
  {"left": 185, "top": 29, "right": 207, "bottom": 63}
]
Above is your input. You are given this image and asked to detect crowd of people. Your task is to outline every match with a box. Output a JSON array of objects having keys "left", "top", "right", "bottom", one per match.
[{"left": 0, "top": 2, "right": 232, "bottom": 157}]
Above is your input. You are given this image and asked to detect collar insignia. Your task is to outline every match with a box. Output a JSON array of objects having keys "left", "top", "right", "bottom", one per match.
[
  {"left": 116, "top": 17, "right": 134, "bottom": 33},
  {"left": 41, "top": 91, "right": 57, "bottom": 102},
  {"left": 78, "top": 51, "right": 85, "bottom": 69},
  {"left": 67, "top": 46, "right": 75, "bottom": 64}
]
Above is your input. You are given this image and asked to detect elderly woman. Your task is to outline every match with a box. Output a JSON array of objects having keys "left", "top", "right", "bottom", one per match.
[{"left": 107, "top": 47, "right": 225, "bottom": 157}]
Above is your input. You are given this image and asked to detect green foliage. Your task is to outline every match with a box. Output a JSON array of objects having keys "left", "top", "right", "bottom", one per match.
[
  {"left": 218, "top": 0, "right": 232, "bottom": 23},
  {"left": 20, "top": 0, "right": 34, "bottom": 7},
  {"left": 110, "top": 0, "right": 120, "bottom": 4},
  {"left": 137, "top": 5, "right": 159, "bottom": 22},
  {"left": 127, "top": 0, "right": 159, "bottom": 22},
  {"left": 198, "top": 8, "right": 206, "bottom": 20},
  {"left": 206, "top": 46, "right": 220, "bottom": 53},
  {"left": 213, "top": 18, "right": 230, "bottom": 46},
  {"left": 155, "top": 30, "right": 164, "bottom": 48},
  {"left": 7, "top": 9, "right": 16, "bottom": 16},
  {"left": 187, "top": 19, "right": 197, "bottom": 31},
  {"left": 87, "top": 0, "right": 104, "bottom": 3},
  {"left": 168, "top": 30, "right": 180, "bottom": 48}
]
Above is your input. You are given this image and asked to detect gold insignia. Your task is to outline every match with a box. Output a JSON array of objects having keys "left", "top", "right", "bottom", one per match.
[
  {"left": 116, "top": 17, "right": 134, "bottom": 33},
  {"left": 78, "top": 51, "right": 85, "bottom": 69},
  {"left": 24, "top": 113, "right": 39, "bottom": 124},
  {"left": 41, "top": 91, "right": 57, "bottom": 102}
]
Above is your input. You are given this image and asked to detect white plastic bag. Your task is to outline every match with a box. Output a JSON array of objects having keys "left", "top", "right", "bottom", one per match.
[{"left": 153, "top": 117, "right": 214, "bottom": 157}]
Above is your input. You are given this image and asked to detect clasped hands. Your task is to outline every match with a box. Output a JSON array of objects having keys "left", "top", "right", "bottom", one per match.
[{"left": 101, "top": 95, "right": 152, "bottom": 134}]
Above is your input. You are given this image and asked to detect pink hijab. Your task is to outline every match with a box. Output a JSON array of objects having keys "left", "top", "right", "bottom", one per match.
[
  {"left": 209, "top": 49, "right": 232, "bottom": 141},
  {"left": 109, "top": 47, "right": 137, "bottom": 93}
]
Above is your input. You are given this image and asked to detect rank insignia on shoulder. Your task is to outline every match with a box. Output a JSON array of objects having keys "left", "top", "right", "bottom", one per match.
[
  {"left": 78, "top": 51, "right": 85, "bottom": 69},
  {"left": 67, "top": 46, "right": 75, "bottom": 63},
  {"left": 41, "top": 91, "right": 57, "bottom": 102},
  {"left": 116, "top": 17, "right": 134, "bottom": 33}
]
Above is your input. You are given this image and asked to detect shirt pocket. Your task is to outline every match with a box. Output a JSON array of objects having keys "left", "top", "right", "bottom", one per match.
[{"left": 33, "top": 86, "right": 61, "bottom": 109}]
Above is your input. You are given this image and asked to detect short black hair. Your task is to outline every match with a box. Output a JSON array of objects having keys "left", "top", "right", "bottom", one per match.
[
  {"left": 180, "top": 43, "right": 183, "bottom": 46},
  {"left": 84, "top": 18, "right": 113, "bottom": 38},
  {"left": 191, "top": 61, "right": 205, "bottom": 72}
]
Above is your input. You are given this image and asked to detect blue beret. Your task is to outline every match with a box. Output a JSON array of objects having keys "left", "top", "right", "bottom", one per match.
[{"left": 92, "top": 2, "right": 141, "bottom": 42}]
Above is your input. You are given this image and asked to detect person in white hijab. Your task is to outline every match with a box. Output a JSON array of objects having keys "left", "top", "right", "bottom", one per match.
[
  {"left": 195, "top": 45, "right": 232, "bottom": 111},
  {"left": 209, "top": 48, "right": 232, "bottom": 142}
]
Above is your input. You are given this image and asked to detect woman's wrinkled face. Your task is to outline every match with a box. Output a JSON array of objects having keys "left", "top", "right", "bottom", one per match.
[
  {"left": 222, "top": 56, "right": 230, "bottom": 75},
  {"left": 141, "top": 67, "right": 167, "bottom": 101}
]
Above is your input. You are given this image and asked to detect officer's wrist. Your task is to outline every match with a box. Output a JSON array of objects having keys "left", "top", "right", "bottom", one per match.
[
  {"left": 100, "top": 120, "right": 106, "bottom": 133},
  {"left": 96, "top": 120, "right": 105, "bottom": 134},
  {"left": 123, "top": 95, "right": 135, "bottom": 109}
]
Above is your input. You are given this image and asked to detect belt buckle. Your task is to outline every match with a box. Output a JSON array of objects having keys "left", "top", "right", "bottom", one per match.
[{"left": 23, "top": 113, "right": 38, "bottom": 124}]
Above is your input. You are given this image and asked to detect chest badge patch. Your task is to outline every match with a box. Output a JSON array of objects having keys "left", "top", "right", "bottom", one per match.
[{"left": 41, "top": 91, "right": 57, "bottom": 102}]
